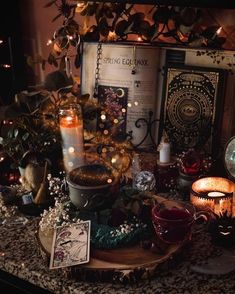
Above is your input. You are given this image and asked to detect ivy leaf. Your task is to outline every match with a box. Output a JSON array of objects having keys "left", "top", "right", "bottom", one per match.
[
  {"left": 98, "top": 17, "right": 110, "bottom": 37},
  {"left": 83, "top": 26, "right": 100, "bottom": 41},
  {"left": 14, "top": 129, "right": 19, "bottom": 138},
  {"left": 137, "top": 20, "right": 152, "bottom": 39},
  {"left": 152, "top": 7, "right": 172, "bottom": 24},
  {"left": 48, "top": 53, "right": 58, "bottom": 67},
  {"left": 95, "top": 3, "right": 104, "bottom": 22},
  {"left": 115, "top": 20, "right": 129, "bottom": 37},
  {"left": 22, "top": 133, "right": 30, "bottom": 141},
  {"left": 7, "top": 128, "right": 14, "bottom": 139},
  {"left": 65, "top": 19, "right": 79, "bottom": 35},
  {"left": 180, "top": 8, "right": 198, "bottom": 27},
  {"left": 104, "top": 7, "right": 114, "bottom": 19},
  {"left": 81, "top": 3, "right": 97, "bottom": 16},
  {"left": 112, "top": 3, "right": 126, "bottom": 15},
  {"left": 129, "top": 13, "right": 145, "bottom": 26}
]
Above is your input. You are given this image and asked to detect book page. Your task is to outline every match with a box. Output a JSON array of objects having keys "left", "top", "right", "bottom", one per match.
[{"left": 81, "top": 43, "right": 161, "bottom": 148}]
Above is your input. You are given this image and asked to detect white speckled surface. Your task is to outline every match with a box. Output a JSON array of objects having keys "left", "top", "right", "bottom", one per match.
[{"left": 1, "top": 213, "right": 235, "bottom": 294}]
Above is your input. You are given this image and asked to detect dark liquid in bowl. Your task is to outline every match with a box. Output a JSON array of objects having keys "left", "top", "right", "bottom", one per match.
[{"left": 69, "top": 164, "right": 114, "bottom": 186}]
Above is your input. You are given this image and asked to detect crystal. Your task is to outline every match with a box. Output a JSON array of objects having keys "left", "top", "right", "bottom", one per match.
[{"left": 134, "top": 171, "right": 156, "bottom": 191}]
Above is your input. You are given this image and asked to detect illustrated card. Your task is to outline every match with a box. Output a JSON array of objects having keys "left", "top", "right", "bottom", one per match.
[
  {"left": 97, "top": 85, "right": 128, "bottom": 137},
  {"left": 49, "top": 221, "right": 91, "bottom": 269}
]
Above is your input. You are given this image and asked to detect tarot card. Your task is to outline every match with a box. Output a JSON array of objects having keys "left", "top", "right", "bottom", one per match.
[
  {"left": 97, "top": 85, "right": 128, "bottom": 137},
  {"left": 49, "top": 221, "right": 91, "bottom": 269}
]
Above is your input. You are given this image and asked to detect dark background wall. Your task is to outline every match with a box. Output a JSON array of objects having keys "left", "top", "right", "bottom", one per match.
[{"left": 0, "top": 0, "right": 30, "bottom": 105}]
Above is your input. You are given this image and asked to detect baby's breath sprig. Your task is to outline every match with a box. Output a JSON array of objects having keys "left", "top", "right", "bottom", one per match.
[{"left": 109, "top": 216, "right": 147, "bottom": 237}]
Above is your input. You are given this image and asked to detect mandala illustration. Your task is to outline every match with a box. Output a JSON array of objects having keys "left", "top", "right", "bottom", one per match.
[{"left": 163, "top": 67, "right": 223, "bottom": 153}]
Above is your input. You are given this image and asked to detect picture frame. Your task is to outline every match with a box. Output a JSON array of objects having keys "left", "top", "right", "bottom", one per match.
[
  {"left": 49, "top": 221, "right": 91, "bottom": 269},
  {"left": 160, "top": 64, "right": 226, "bottom": 155}
]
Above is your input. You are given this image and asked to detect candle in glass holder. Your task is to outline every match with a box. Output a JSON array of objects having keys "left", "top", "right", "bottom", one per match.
[
  {"left": 190, "top": 177, "right": 234, "bottom": 216},
  {"left": 59, "top": 104, "right": 85, "bottom": 172}
]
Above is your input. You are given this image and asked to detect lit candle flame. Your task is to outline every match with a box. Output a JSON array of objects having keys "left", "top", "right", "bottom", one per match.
[{"left": 208, "top": 191, "right": 225, "bottom": 197}]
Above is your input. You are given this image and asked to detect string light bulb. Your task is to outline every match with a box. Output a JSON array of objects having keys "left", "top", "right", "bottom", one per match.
[
  {"left": 47, "top": 39, "right": 53, "bottom": 46},
  {"left": 216, "top": 27, "right": 222, "bottom": 35}
]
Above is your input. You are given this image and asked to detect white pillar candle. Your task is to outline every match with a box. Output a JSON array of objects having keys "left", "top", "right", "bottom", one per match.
[
  {"left": 59, "top": 105, "right": 85, "bottom": 172},
  {"left": 159, "top": 142, "right": 171, "bottom": 164}
]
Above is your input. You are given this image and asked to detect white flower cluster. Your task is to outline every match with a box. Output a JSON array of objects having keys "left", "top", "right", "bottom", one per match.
[
  {"left": 47, "top": 173, "right": 68, "bottom": 201},
  {"left": 39, "top": 198, "right": 81, "bottom": 236},
  {"left": 39, "top": 200, "right": 64, "bottom": 236},
  {"left": 0, "top": 195, "right": 17, "bottom": 218},
  {"left": 109, "top": 216, "right": 147, "bottom": 237}
]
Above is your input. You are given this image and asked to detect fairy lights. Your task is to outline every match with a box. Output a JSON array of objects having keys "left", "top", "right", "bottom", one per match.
[
  {"left": 47, "top": 39, "right": 52, "bottom": 46},
  {"left": 101, "top": 114, "right": 106, "bottom": 120},
  {"left": 1, "top": 64, "right": 11, "bottom": 68}
]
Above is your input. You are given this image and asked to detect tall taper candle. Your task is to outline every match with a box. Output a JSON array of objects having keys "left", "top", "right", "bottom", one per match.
[{"left": 59, "top": 104, "right": 85, "bottom": 172}]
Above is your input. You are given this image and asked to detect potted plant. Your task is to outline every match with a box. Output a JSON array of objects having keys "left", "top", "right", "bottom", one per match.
[{"left": 0, "top": 89, "right": 62, "bottom": 177}]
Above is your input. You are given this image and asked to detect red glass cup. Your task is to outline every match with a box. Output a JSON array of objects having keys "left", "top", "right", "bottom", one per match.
[{"left": 151, "top": 199, "right": 209, "bottom": 244}]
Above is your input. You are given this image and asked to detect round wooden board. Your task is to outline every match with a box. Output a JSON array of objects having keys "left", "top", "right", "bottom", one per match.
[
  {"left": 37, "top": 227, "right": 181, "bottom": 270},
  {"left": 37, "top": 195, "right": 183, "bottom": 274}
]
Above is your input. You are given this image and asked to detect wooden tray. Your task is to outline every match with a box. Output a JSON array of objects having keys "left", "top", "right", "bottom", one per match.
[{"left": 36, "top": 196, "right": 184, "bottom": 282}]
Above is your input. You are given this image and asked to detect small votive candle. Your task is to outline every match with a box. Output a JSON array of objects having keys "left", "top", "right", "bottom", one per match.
[{"left": 59, "top": 104, "right": 85, "bottom": 172}]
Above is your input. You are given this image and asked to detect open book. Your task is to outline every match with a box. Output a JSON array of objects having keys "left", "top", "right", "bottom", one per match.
[{"left": 81, "top": 42, "right": 227, "bottom": 154}]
